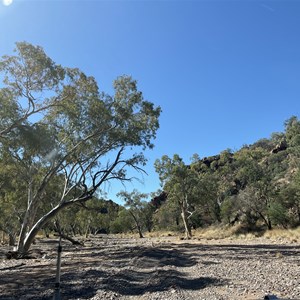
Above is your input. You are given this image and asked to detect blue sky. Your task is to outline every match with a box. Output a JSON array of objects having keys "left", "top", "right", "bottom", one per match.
[{"left": 1, "top": 0, "right": 300, "bottom": 202}]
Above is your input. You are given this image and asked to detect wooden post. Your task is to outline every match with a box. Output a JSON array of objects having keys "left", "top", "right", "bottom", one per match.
[{"left": 53, "top": 237, "right": 62, "bottom": 300}]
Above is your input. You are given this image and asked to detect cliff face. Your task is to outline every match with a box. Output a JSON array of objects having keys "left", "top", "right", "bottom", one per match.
[
  {"left": 202, "top": 155, "right": 221, "bottom": 168},
  {"left": 188, "top": 137, "right": 296, "bottom": 205}
]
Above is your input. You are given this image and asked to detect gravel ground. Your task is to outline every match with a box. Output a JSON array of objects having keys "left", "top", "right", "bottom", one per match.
[{"left": 0, "top": 235, "right": 299, "bottom": 300}]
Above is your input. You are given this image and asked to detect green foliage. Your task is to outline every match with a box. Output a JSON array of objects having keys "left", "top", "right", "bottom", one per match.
[
  {"left": 0, "top": 42, "right": 161, "bottom": 252},
  {"left": 196, "top": 173, "right": 221, "bottom": 224},
  {"left": 285, "top": 116, "right": 300, "bottom": 148},
  {"left": 278, "top": 170, "right": 300, "bottom": 226},
  {"left": 153, "top": 201, "right": 181, "bottom": 231},
  {"left": 251, "top": 138, "right": 273, "bottom": 151},
  {"left": 110, "top": 208, "right": 134, "bottom": 234},
  {"left": 220, "top": 197, "right": 238, "bottom": 224},
  {"left": 117, "top": 189, "right": 149, "bottom": 237},
  {"left": 268, "top": 201, "right": 288, "bottom": 228},
  {"left": 267, "top": 151, "right": 289, "bottom": 179},
  {"left": 155, "top": 154, "right": 200, "bottom": 238},
  {"left": 153, "top": 116, "right": 300, "bottom": 232}
]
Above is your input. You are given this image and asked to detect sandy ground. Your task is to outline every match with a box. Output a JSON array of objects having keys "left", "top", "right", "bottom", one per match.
[{"left": 0, "top": 235, "right": 299, "bottom": 300}]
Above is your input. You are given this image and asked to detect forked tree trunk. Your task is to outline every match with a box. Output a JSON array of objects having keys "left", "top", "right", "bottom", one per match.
[
  {"left": 129, "top": 211, "right": 143, "bottom": 238},
  {"left": 181, "top": 207, "right": 192, "bottom": 239},
  {"left": 137, "top": 225, "right": 143, "bottom": 238},
  {"left": 17, "top": 200, "right": 77, "bottom": 256}
]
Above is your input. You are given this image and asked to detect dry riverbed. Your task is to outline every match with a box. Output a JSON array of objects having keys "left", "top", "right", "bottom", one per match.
[{"left": 0, "top": 235, "right": 299, "bottom": 300}]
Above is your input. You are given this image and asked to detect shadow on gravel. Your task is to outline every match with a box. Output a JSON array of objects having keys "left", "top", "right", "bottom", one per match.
[
  {"left": 59, "top": 245, "right": 225, "bottom": 297},
  {"left": 57, "top": 268, "right": 224, "bottom": 298},
  {"left": 3, "top": 238, "right": 298, "bottom": 299},
  {"left": 0, "top": 243, "right": 225, "bottom": 299},
  {"left": 100, "top": 269, "right": 223, "bottom": 295}
]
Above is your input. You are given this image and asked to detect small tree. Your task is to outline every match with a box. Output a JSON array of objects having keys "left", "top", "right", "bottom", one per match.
[
  {"left": 110, "top": 208, "right": 135, "bottom": 234},
  {"left": 117, "top": 189, "right": 148, "bottom": 238},
  {"left": 233, "top": 147, "right": 276, "bottom": 229},
  {"left": 155, "top": 154, "right": 199, "bottom": 239},
  {"left": 153, "top": 200, "right": 181, "bottom": 231}
]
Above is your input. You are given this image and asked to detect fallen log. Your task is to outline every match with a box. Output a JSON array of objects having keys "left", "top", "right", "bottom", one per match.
[{"left": 53, "top": 233, "right": 84, "bottom": 246}]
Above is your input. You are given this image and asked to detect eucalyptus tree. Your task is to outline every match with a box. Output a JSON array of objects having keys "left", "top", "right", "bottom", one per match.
[
  {"left": 117, "top": 189, "right": 148, "bottom": 238},
  {"left": 155, "top": 154, "right": 199, "bottom": 239},
  {"left": 0, "top": 42, "right": 161, "bottom": 255},
  {"left": 234, "top": 147, "right": 278, "bottom": 229}
]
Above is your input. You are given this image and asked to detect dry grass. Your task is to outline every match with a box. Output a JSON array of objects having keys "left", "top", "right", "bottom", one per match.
[
  {"left": 144, "top": 231, "right": 176, "bottom": 238},
  {"left": 193, "top": 225, "right": 300, "bottom": 242},
  {"left": 193, "top": 224, "right": 243, "bottom": 240},
  {"left": 100, "top": 226, "right": 300, "bottom": 243},
  {"left": 262, "top": 227, "right": 300, "bottom": 242}
]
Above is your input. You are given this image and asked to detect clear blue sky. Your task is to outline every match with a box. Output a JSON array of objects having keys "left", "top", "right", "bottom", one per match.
[{"left": 1, "top": 0, "right": 300, "bottom": 202}]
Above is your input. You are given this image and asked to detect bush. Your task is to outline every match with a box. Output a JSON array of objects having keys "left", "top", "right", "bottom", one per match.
[{"left": 268, "top": 202, "right": 288, "bottom": 228}]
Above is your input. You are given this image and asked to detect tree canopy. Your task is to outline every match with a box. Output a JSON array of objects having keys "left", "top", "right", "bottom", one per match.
[{"left": 0, "top": 42, "right": 161, "bottom": 255}]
